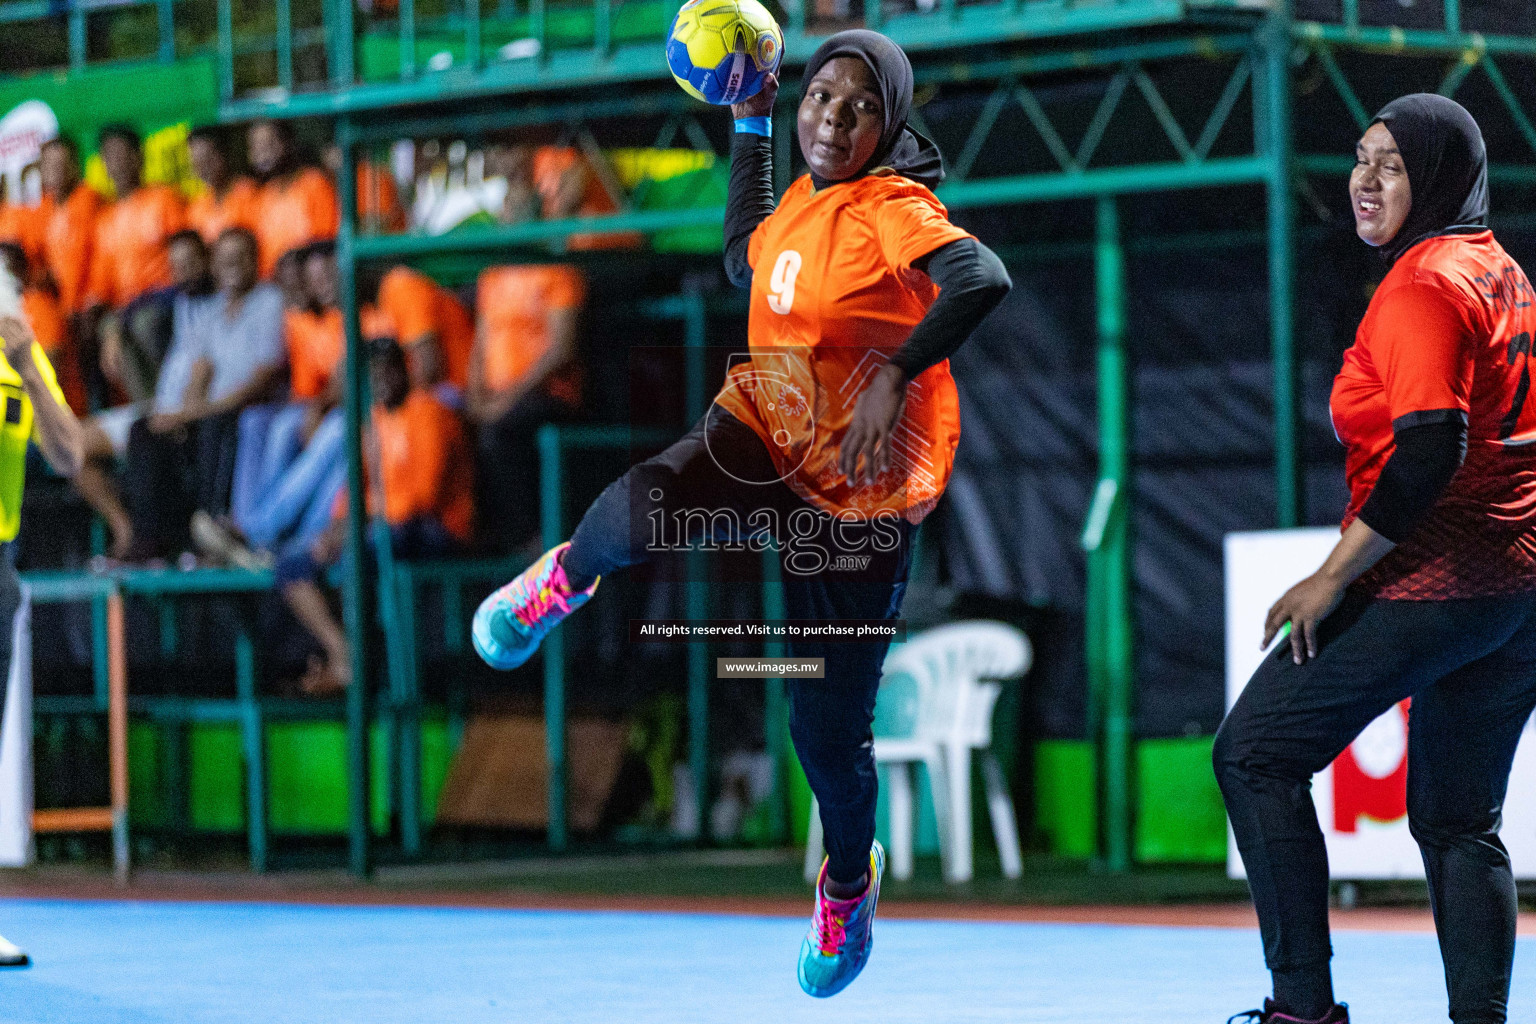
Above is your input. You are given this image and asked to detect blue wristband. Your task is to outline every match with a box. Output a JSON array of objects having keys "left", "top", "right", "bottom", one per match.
[{"left": 734, "top": 116, "right": 772, "bottom": 138}]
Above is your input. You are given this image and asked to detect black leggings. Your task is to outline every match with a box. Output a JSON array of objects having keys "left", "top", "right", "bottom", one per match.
[
  {"left": 1214, "top": 591, "right": 1536, "bottom": 1024},
  {"left": 564, "top": 406, "right": 914, "bottom": 883}
]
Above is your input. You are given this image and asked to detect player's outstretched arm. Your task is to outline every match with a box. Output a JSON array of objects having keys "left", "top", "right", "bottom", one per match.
[
  {"left": 723, "top": 74, "right": 779, "bottom": 288},
  {"left": 0, "top": 316, "right": 84, "bottom": 478}
]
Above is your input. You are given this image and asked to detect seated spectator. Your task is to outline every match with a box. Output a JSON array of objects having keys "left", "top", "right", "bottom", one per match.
[
  {"left": 323, "top": 143, "right": 407, "bottom": 234},
  {"left": 74, "top": 228, "right": 285, "bottom": 561},
  {"left": 0, "top": 180, "right": 44, "bottom": 279},
  {"left": 186, "top": 126, "right": 260, "bottom": 246},
  {"left": 492, "top": 142, "right": 641, "bottom": 250},
  {"left": 487, "top": 143, "right": 539, "bottom": 226},
  {"left": 0, "top": 243, "right": 82, "bottom": 415},
  {"left": 468, "top": 263, "right": 585, "bottom": 551},
  {"left": 248, "top": 120, "right": 339, "bottom": 279},
  {"left": 272, "top": 248, "right": 309, "bottom": 312},
  {"left": 280, "top": 338, "right": 473, "bottom": 694},
  {"left": 221, "top": 242, "right": 347, "bottom": 570},
  {"left": 364, "top": 265, "right": 474, "bottom": 403},
  {"left": 74, "top": 231, "right": 215, "bottom": 556},
  {"left": 36, "top": 137, "right": 101, "bottom": 319},
  {"left": 85, "top": 125, "right": 188, "bottom": 315},
  {"left": 532, "top": 144, "right": 643, "bottom": 251},
  {"left": 100, "top": 229, "right": 216, "bottom": 408}
]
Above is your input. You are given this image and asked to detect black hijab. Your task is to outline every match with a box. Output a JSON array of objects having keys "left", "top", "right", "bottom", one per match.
[
  {"left": 800, "top": 30, "right": 945, "bottom": 191},
  {"left": 1370, "top": 93, "right": 1489, "bottom": 263}
]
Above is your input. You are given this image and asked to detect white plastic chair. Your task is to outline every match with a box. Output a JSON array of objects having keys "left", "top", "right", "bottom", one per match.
[{"left": 804, "top": 620, "right": 1032, "bottom": 884}]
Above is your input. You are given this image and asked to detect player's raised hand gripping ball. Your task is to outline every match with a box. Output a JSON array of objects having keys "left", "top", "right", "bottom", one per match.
[{"left": 666, "top": 0, "right": 783, "bottom": 106}]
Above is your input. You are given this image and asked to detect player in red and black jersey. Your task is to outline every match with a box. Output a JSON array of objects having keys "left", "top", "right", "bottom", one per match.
[{"left": 1217, "top": 95, "right": 1536, "bottom": 1024}]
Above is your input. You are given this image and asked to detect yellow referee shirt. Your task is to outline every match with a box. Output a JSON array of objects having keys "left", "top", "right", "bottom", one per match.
[{"left": 0, "top": 344, "right": 68, "bottom": 543}]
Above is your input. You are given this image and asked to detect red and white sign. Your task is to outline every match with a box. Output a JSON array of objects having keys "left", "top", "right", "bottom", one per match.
[
  {"left": 1224, "top": 528, "right": 1536, "bottom": 879},
  {"left": 0, "top": 100, "right": 59, "bottom": 205}
]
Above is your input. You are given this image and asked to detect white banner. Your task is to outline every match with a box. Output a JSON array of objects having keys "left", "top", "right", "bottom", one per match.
[
  {"left": 1225, "top": 528, "right": 1536, "bottom": 880},
  {"left": 0, "top": 101, "right": 59, "bottom": 206},
  {"left": 0, "top": 586, "right": 31, "bottom": 867}
]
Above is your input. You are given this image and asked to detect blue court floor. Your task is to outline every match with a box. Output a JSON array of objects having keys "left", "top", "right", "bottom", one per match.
[{"left": 0, "top": 898, "right": 1531, "bottom": 1023}]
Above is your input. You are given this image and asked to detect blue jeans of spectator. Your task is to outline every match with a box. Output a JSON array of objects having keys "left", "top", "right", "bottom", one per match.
[
  {"left": 231, "top": 403, "right": 306, "bottom": 530},
  {"left": 233, "top": 406, "right": 346, "bottom": 563},
  {"left": 1214, "top": 591, "right": 1536, "bottom": 1024},
  {"left": 562, "top": 406, "right": 913, "bottom": 884}
]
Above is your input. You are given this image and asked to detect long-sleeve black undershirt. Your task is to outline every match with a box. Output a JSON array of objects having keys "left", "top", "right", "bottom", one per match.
[
  {"left": 722, "top": 129, "right": 1011, "bottom": 381},
  {"left": 724, "top": 131, "right": 775, "bottom": 289},
  {"left": 1356, "top": 419, "right": 1468, "bottom": 543}
]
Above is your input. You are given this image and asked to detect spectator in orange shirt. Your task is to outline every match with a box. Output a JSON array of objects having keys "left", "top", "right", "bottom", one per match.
[
  {"left": 278, "top": 337, "right": 472, "bottom": 694},
  {"left": 187, "top": 126, "right": 260, "bottom": 246},
  {"left": 0, "top": 180, "right": 44, "bottom": 280},
  {"left": 469, "top": 263, "right": 585, "bottom": 550},
  {"left": 364, "top": 265, "right": 474, "bottom": 401},
  {"left": 0, "top": 243, "right": 82, "bottom": 414},
  {"left": 248, "top": 120, "right": 339, "bottom": 279},
  {"left": 532, "top": 144, "right": 643, "bottom": 251},
  {"left": 85, "top": 125, "right": 188, "bottom": 313},
  {"left": 322, "top": 143, "right": 406, "bottom": 234},
  {"left": 37, "top": 137, "right": 101, "bottom": 318}
]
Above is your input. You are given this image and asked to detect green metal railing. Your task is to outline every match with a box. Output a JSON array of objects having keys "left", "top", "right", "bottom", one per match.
[{"left": 0, "top": 0, "right": 1265, "bottom": 109}]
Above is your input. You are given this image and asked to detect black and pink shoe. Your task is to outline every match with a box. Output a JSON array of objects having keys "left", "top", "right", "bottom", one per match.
[{"left": 1228, "top": 1000, "right": 1349, "bottom": 1024}]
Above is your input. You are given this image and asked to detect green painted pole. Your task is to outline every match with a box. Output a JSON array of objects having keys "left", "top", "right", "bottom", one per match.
[
  {"left": 91, "top": 594, "right": 109, "bottom": 707},
  {"left": 397, "top": 572, "right": 422, "bottom": 856},
  {"left": 683, "top": 287, "right": 709, "bottom": 841},
  {"left": 216, "top": 0, "right": 235, "bottom": 101},
  {"left": 595, "top": 0, "right": 612, "bottom": 59},
  {"left": 235, "top": 625, "right": 267, "bottom": 872},
  {"left": 1093, "top": 196, "right": 1134, "bottom": 873},
  {"left": 277, "top": 0, "right": 294, "bottom": 92},
  {"left": 68, "top": 3, "right": 85, "bottom": 72},
  {"left": 336, "top": 118, "right": 373, "bottom": 879},
  {"left": 538, "top": 423, "right": 568, "bottom": 851},
  {"left": 465, "top": 0, "right": 481, "bottom": 70},
  {"left": 399, "top": 0, "right": 416, "bottom": 78},
  {"left": 156, "top": 0, "right": 175, "bottom": 63},
  {"left": 1264, "top": 5, "right": 1301, "bottom": 528},
  {"left": 763, "top": 548, "right": 787, "bottom": 844},
  {"left": 329, "top": 0, "right": 356, "bottom": 88}
]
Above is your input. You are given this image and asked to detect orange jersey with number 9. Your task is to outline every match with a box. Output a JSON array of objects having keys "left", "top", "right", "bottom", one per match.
[{"left": 712, "top": 172, "right": 971, "bottom": 523}]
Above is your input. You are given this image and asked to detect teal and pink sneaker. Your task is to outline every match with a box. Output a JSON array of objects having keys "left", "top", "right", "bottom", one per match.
[
  {"left": 797, "top": 840, "right": 884, "bottom": 998},
  {"left": 472, "top": 542, "right": 599, "bottom": 670}
]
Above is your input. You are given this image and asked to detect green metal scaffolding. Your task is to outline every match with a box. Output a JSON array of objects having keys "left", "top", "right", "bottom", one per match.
[{"left": 8, "top": 0, "right": 1536, "bottom": 874}]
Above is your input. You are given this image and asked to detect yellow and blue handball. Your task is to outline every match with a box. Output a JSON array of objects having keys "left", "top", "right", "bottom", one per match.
[{"left": 666, "top": 0, "right": 783, "bottom": 106}]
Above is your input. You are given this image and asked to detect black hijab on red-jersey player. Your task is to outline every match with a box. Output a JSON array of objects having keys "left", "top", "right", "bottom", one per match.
[
  {"left": 1371, "top": 92, "right": 1490, "bottom": 263},
  {"left": 800, "top": 30, "right": 945, "bottom": 191}
]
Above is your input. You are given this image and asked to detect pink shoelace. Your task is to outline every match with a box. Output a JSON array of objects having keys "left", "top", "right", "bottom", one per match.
[
  {"left": 511, "top": 556, "right": 577, "bottom": 629},
  {"left": 813, "top": 891, "right": 862, "bottom": 956}
]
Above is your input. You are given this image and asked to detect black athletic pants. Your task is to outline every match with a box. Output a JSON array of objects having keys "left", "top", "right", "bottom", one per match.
[
  {"left": 475, "top": 388, "right": 576, "bottom": 553},
  {"left": 1214, "top": 590, "right": 1536, "bottom": 1024},
  {"left": 563, "top": 406, "right": 914, "bottom": 884},
  {"left": 123, "top": 412, "right": 240, "bottom": 559}
]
